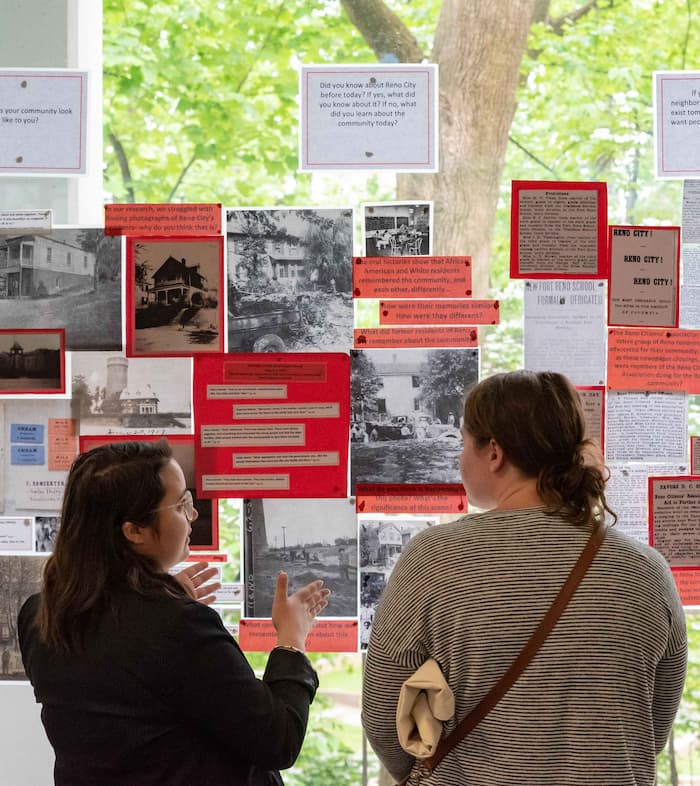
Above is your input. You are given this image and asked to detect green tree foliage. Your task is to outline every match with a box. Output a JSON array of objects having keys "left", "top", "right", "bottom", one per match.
[{"left": 350, "top": 351, "right": 383, "bottom": 418}]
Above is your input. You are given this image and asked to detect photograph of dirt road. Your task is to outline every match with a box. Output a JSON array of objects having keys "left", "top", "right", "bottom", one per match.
[{"left": 244, "top": 497, "right": 357, "bottom": 618}]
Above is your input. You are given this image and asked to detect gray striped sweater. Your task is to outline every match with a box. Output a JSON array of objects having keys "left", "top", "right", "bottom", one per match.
[{"left": 362, "top": 508, "right": 687, "bottom": 786}]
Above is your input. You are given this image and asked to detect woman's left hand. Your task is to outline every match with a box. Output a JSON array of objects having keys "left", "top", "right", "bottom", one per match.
[{"left": 174, "top": 561, "right": 221, "bottom": 605}]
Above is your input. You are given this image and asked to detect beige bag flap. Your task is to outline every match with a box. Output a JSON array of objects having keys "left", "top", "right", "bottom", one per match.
[{"left": 396, "top": 658, "right": 455, "bottom": 759}]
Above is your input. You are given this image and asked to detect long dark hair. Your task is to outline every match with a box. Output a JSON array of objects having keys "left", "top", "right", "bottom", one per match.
[
  {"left": 38, "top": 440, "right": 187, "bottom": 652},
  {"left": 463, "top": 370, "right": 616, "bottom": 526}
]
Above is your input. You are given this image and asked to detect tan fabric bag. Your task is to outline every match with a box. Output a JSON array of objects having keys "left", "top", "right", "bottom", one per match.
[{"left": 395, "top": 658, "right": 455, "bottom": 758}]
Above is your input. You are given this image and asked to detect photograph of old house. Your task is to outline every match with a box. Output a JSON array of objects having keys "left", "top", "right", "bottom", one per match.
[
  {"left": 351, "top": 348, "right": 479, "bottom": 487},
  {"left": 362, "top": 201, "right": 432, "bottom": 257},
  {"left": 359, "top": 516, "right": 434, "bottom": 648},
  {"left": 129, "top": 237, "right": 223, "bottom": 356},
  {"left": 244, "top": 497, "right": 357, "bottom": 618},
  {"left": 226, "top": 208, "right": 353, "bottom": 352},
  {"left": 0, "top": 229, "right": 121, "bottom": 351},
  {"left": 0, "top": 330, "right": 64, "bottom": 394},
  {"left": 71, "top": 351, "right": 192, "bottom": 434}
]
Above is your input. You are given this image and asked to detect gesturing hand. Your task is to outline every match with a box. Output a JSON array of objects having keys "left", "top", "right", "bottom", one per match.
[
  {"left": 272, "top": 572, "right": 331, "bottom": 651},
  {"left": 174, "top": 561, "right": 221, "bottom": 605}
]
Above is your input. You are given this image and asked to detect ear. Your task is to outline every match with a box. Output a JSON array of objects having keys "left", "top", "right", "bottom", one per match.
[
  {"left": 121, "top": 520, "right": 148, "bottom": 546},
  {"left": 487, "top": 438, "right": 506, "bottom": 473}
]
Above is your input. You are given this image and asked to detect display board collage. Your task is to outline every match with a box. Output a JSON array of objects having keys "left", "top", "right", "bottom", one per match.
[{"left": 2, "top": 63, "right": 700, "bottom": 681}]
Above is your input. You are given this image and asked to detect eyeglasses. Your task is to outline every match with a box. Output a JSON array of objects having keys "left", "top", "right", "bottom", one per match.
[{"left": 151, "top": 490, "right": 197, "bottom": 521}]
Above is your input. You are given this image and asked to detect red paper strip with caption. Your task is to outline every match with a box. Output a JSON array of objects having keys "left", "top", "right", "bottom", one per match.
[
  {"left": 238, "top": 618, "right": 359, "bottom": 653},
  {"left": 352, "top": 255, "right": 472, "bottom": 298},
  {"left": 193, "top": 353, "right": 350, "bottom": 499},
  {"left": 607, "top": 225, "right": 680, "bottom": 328},
  {"left": 379, "top": 299, "right": 499, "bottom": 325},
  {"left": 510, "top": 180, "right": 608, "bottom": 279},
  {"left": 649, "top": 475, "right": 700, "bottom": 606},
  {"left": 576, "top": 386, "right": 605, "bottom": 454},
  {"left": 0, "top": 328, "right": 65, "bottom": 395},
  {"left": 607, "top": 327, "right": 700, "bottom": 392},
  {"left": 356, "top": 483, "right": 466, "bottom": 515},
  {"left": 105, "top": 203, "right": 222, "bottom": 236},
  {"left": 78, "top": 434, "right": 220, "bottom": 551},
  {"left": 354, "top": 327, "right": 478, "bottom": 348}
]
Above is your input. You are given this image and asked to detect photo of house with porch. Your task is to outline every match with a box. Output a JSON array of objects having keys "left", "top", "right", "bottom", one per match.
[{"left": 149, "top": 256, "right": 207, "bottom": 306}]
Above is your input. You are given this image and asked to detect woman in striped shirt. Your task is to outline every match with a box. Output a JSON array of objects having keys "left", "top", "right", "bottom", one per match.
[{"left": 362, "top": 370, "right": 687, "bottom": 786}]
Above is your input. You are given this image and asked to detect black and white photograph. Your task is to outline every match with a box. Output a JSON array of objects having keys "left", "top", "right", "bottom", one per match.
[
  {"left": 71, "top": 351, "right": 192, "bottom": 435},
  {"left": 351, "top": 348, "right": 479, "bottom": 487},
  {"left": 0, "top": 330, "right": 64, "bottom": 394},
  {"left": 362, "top": 201, "right": 432, "bottom": 257},
  {"left": 0, "top": 229, "right": 122, "bottom": 351},
  {"left": 359, "top": 516, "right": 434, "bottom": 648},
  {"left": 128, "top": 237, "right": 224, "bottom": 356},
  {"left": 226, "top": 207, "right": 353, "bottom": 352},
  {"left": 0, "top": 555, "right": 48, "bottom": 680},
  {"left": 34, "top": 516, "right": 60, "bottom": 552},
  {"left": 244, "top": 497, "right": 357, "bottom": 618}
]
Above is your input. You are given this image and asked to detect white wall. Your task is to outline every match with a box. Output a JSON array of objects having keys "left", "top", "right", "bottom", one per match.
[{"left": 0, "top": 1, "right": 102, "bottom": 783}]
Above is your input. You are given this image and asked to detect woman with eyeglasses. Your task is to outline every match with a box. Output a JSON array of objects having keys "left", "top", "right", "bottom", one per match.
[{"left": 18, "top": 440, "right": 329, "bottom": 786}]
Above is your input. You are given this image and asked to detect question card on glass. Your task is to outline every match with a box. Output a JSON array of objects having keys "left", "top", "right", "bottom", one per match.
[{"left": 0, "top": 69, "right": 88, "bottom": 175}]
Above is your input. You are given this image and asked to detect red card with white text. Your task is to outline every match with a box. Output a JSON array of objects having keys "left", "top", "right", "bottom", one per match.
[{"left": 193, "top": 353, "right": 350, "bottom": 498}]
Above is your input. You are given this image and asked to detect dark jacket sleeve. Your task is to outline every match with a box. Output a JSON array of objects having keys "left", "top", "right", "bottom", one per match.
[{"left": 133, "top": 599, "right": 319, "bottom": 772}]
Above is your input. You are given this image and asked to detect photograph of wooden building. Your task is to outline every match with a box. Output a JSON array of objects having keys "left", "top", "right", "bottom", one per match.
[{"left": 0, "top": 234, "right": 95, "bottom": 298}]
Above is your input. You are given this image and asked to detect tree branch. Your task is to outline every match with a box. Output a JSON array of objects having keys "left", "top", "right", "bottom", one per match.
[
  {"left": 547, "top": 0, "right": 602, "bottom": 35},
  {"left": 508, "top": 134, "right": 560, "bottom": 178},
  {"left": 108, "top": 131, "right": 135, "bottom": 203},
  {"left": 681, "top": 0, "right": 692, "bottom": 69},
  {"left": 339, "top": 0, "right": 425, "bottom": 62},
  {"left": 166, "top": 153, "right": 198, "bottom": 203}
]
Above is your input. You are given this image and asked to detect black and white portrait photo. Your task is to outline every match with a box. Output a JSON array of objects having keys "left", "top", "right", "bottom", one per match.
[
  {"left": 244, "top": 497, "right": 357, "bottom": 618},
  {"left": 359, "top": 516, "right": 434, "bottom": 648},
  {"left": 35, "top": 516, "right": 60, "bottom": 552},
  {"left": 0, "top": 229, "right": 122, "bottom": 351},
  {"left": 351, "top": 347, "right": 479, "bottom": 487},
  {"left": 226, "top": 207, "right": 354, "bottom": 352},
  {"left": 71, "top": 351, "right": 192, "bottom": 435},
  {"left": 362, "top": 201, "right": 432, "bottom": 257}
]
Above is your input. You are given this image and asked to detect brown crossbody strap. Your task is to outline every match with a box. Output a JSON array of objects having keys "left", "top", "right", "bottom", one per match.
[{"left": 421, "top": 523, "right": 608, "bottom": 776}]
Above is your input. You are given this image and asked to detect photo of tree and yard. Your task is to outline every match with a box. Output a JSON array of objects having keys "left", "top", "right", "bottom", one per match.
[
  {"left": 102, "top": 0, "right": 700, "bottom": 782},
  {"left": 226, "top": 208, "right": 354, "bottom": 352}
]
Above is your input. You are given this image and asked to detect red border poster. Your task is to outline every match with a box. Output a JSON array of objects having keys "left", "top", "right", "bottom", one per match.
[
  {"left": 510, "top": 180, "right": 608, "bottom": 279},
  {"left": 193, "top": 353, "right": 350, "bottom": 498},
  {"left": 0, "top": 328, "right": 65, "bottom": 395},
  {"left": 78, "top": 434, "right": 220, "bottom": 551}
]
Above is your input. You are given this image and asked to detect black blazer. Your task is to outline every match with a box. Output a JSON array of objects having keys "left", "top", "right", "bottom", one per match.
[{"left": 19, "top": 590, "right": 318, "bottom": 785}]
